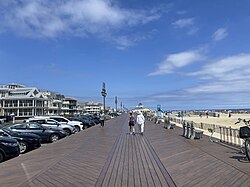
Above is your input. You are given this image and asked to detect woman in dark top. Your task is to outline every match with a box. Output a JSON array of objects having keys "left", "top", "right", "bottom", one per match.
[{"left": 128, "top": 111, "right": 136, "bottom": 135}]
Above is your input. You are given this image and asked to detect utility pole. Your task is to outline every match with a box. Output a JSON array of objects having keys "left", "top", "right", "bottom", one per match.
[{"left": 101, "top": 82, "right": 107, "bottom": 114}]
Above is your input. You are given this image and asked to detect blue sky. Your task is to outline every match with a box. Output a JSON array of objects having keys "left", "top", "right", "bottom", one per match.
[{"left": 1, "top": 0, "right": 250, "bottom": 110}]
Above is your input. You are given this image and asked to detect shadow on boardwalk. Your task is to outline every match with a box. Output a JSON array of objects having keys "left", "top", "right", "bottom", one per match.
[{"left": 0, "top": 114, "right": 249, "bottom": 187}]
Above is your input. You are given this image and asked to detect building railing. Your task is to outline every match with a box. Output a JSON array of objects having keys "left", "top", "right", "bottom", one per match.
[{"left": 169, "top": 117, "right": 242, "bottom": 146}]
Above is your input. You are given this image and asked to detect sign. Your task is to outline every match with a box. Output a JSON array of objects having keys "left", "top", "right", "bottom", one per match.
[{"left": 157, "top": 104, "right": 161, "bottom": 111}]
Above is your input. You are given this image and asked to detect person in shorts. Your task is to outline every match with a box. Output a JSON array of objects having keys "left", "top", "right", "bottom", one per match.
[
  {"left": 128, "top": 111, "right": 136, "bottom": 135},
  {"left": 137, "top": 111, "right": 145, "bottom": 135}
]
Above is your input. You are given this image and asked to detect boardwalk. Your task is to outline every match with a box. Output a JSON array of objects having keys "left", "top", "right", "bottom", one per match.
[{"left": 0, "top": 114, "right": 249, "bottom": 187}]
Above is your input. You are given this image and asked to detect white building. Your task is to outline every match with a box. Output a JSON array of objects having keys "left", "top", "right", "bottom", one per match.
[
  {"left": 42, "top": 92, "right": 79, "bottom": 116},
  {"left": 0, "top": 84, "right": 48, "bottom": 119},
  {"left": 82, "top": 102, "right": 103, "bottom": 114},
  {"left": 0, "top": 83, "right": 107, "bottom": 118},
  {"left": 133, "top": 103, "right": 150, "bottom": 114},
  {"left": 62, "top": 97, "right": 79, "bottom": 115},
  {"left": 42, "top": 91, "right": 64, "bottom": 116}
]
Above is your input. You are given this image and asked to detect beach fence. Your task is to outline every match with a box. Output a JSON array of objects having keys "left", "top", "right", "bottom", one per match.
[{"left": 169, "top": 117, "right": 243, "bottom": 146}]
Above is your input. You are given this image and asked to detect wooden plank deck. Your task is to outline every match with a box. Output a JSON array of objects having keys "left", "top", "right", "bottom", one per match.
[
  {"left": 95, "top": 125, "right": 175, "bottom": 187},
  {"left": 145, "top": 121, "right": 250, "bottom": 187},
  {"left": 0, "top": 114, "right": 249, "bottom": 187}
]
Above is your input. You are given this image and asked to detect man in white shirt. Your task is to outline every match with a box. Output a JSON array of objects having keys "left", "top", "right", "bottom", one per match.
[
  {"left": 100, "top": 111, "right": 105, "bottom": 127},
  {"left": 137, "top": 112, "right": 145, "bottom": 135}
]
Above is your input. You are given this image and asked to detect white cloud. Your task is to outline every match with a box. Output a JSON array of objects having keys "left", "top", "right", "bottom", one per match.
[
  {"left": 149, "top": 49, "right": 205, "bottom": 76},
  {"left": 172, "top": 18, "right": 194, "bottom": 28},
  {"left": 0, "top": 0, "right": 162, "bottom": 41},
  {"left": 148, "top": 53, "right": 250, "bottom": 109},
  {"left": 186, "top": 80, "right": 250, "bottom": 94},
  {"left": 113, "top": 29, "right": 158, "bottom": 50},
  {"left": 190, "top": 54, "right": 250, "bottom": 80},
  {"left": 172, "top": 17, "right": 198, "bottom": 35},
  {"left": 113, "top": 36, "right": 134, "bottom": 50},
  {"left": 212, "top": 28, "right": 228, "bottom": 41},
  {"left": 187, "top": 27, "right": 199, "bottom": 35},
  {"left": 188, "top": 53, "right": 250, "bottom": 94}
]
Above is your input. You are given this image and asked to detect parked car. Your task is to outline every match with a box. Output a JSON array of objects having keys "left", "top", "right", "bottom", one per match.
[
  {"left": 104, "top": 114, "right": 112, "bottom": 120},
  {"left": 27, "top": 118, "right": 76, "bottom": 136},
  {"left": 0, "top": 128, "right": 41, "bottom": 154},
  {"left": 69, "top": 117, "right": 95, "bottom": 129},
  {"left": 109, "top": 112, "right": 120, "bottom": 117},
  {"left": 0, "top": 119, "right": 4, "bottom": 124},
  {"left": 91, "top": 115, "right": 101, "bottom": 124},
  {"left": 5, "top": 122, "right": 67, "bottom": 143},
  {"left": 0, "top": 136, "right": 20, "bottom": 163},
  {"left": 81, "top": 115, "right": 100, "bottom": 124},
  {"left": 35, "top": 116, "right": 84, "bottom": 132}
]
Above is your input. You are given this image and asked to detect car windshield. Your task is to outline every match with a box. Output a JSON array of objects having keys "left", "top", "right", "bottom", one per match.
[
  {"left": 28, "top": 123, "right": 43, "bottom": 129},
  {"left": 2, "top": 128, "right": 18, "bottom": 136}
]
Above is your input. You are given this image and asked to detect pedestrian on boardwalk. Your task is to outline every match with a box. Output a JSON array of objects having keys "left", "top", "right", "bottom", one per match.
[
  {"left": 128, "top": 111, "right": 136, "bottom": 135},
  {"left": 100, "top": 111, "right": 105, "bottom": 127},
  {"left": 137, "top": 111, "right": 145, "bottom": 135}
]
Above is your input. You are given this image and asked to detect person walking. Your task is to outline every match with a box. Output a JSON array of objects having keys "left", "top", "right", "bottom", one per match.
[
  {"left": 137, "top": 111, "right": 145, "bottom": 135},
  {"left": 128, "top": 111, "right": 136, "bottom": 135},
  {"left": 100, "top": 111, "right": 105, "bottom": 127}
]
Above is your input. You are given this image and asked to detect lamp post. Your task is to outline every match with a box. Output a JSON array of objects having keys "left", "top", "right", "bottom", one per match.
[
  {"left": 115, "top": 96, "right": 118, "bottom": 112},
  {"left": 120, "top": 101, "right": 123, "bottom": 112},
  {"left": 101, "top": 82, "right": 107, "bottom": 114}
]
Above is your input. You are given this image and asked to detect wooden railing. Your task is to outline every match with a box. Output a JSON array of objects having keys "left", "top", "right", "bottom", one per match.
[{"left": 169, "top": 117, "right": 242, "bottom": 146}]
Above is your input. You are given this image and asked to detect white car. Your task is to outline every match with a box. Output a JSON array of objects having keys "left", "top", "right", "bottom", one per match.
[
  {"left": 47, "top": 116, "right": 83, "bottom": 132},
  {"left": 27, "top": 118, "right": 76, "bottom": 136}
]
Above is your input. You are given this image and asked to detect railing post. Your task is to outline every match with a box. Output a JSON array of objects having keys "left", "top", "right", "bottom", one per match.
[
  {"left": 233, "top": 129, "right": 236, "bottom": 145},
  {"left": 229, "top": 126, "right": 233, "bottom": 144},
  {"left": 190, "top": 122, "right": 195, "bottom": 139},
  {"left": 182, "top": 121, "right": 186, "bottom": 137},
  {"left": 219, "top": 126, "right": 222, "bottom": 142},
  {"left": 226, "top": 127, "right": 229, "bottom": 143},
  {"left": 186, "top": 123, "right": 190, "bottom": 138},
  {"left": 222, "top": 127, "right": 225, "bottom": 142}
]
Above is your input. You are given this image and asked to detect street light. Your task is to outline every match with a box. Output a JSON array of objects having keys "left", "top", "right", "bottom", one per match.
[
  {"left": 101, "top": 82, "right": 107, "bottom": 114},
  {"left": 115, "top": 96, "right": 118, "bottom": 112}
]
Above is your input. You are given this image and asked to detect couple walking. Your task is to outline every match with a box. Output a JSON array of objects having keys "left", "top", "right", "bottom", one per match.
[{"left": 128, "top": 111, "right": 145, "bottom": 135}]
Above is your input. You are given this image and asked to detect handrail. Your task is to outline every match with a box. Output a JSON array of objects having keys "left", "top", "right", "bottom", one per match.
[{"left": 168, "top": 117, "right": 242, "bottom": 146}]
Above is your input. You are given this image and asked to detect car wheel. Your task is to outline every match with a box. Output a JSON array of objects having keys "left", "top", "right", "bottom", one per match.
[
  {"left": 63, "top": 129, "right": 71, "bottom": 136},
  {"left": 0, "top": 152, "right": 4, "bottom": 163},
  {"left": 50, "top": 134, "right": 60, "bottom": 142},
  {"left": 75, "top": 126, "right": 80, "bottom": 132},
  {"left": 19, "top": 141, "right": 28, "bottom": 154}
]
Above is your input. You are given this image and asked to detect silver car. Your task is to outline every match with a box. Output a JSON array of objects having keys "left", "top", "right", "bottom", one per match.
[{"left": 27, "top": 118, "right": 76, "bottom": 136}]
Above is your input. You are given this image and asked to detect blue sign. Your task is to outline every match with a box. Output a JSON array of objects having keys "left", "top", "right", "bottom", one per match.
[{"left": 157, "top": 104, "right": 161, "bottom": 111}]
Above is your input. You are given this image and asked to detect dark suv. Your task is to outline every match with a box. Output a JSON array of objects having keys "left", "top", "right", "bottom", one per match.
[
  {"left": 0, "top": 137, "right": 20, "bottom": 163},
  {"left": 0, "top": 128, "right": 41, "bottom": 154},
  {"left": 6, "top": 122, "right": 67, "bottom": 143}
]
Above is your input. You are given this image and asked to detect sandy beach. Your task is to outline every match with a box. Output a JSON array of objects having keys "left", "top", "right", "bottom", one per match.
[
  {"left": 180, "top": 113, "right": 250, "bottom": 129},
  {"left": 168, "top": 113, "right": 250, "bottom": 144}
]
